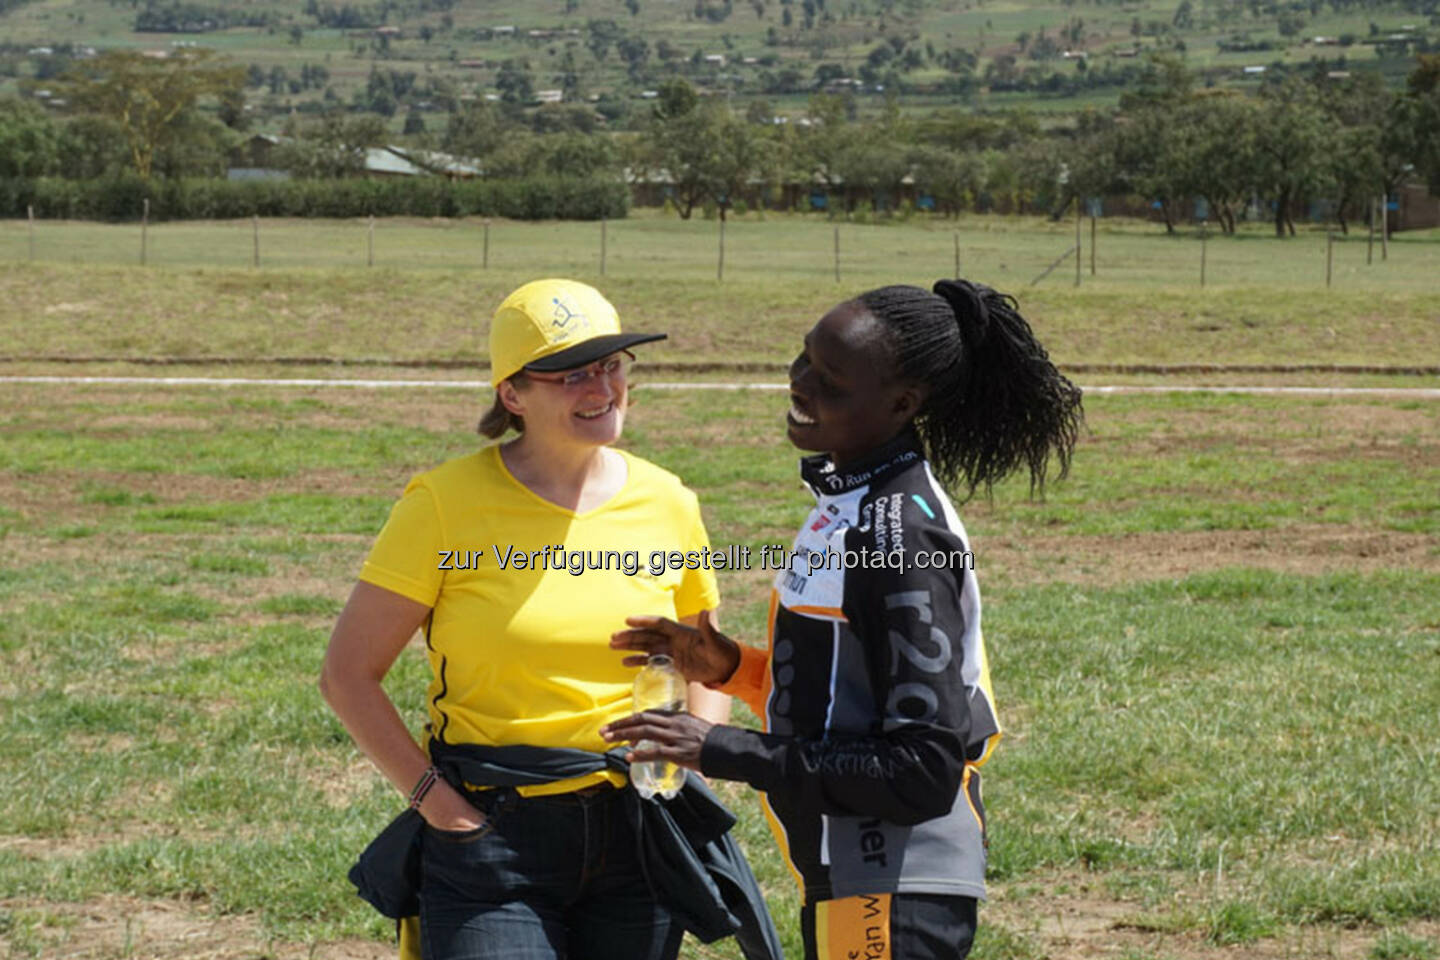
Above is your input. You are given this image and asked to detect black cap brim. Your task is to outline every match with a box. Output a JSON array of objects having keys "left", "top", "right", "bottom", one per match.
[{"left": 523, "top": 332, "right": 667, "bottom": 372}]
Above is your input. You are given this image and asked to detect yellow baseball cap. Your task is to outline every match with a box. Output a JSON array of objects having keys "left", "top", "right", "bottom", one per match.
[{"left": 489, "top": 279, "right": 665, "bottom": 384}]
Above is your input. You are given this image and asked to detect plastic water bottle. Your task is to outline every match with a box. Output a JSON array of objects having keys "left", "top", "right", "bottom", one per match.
[{"left": 629, "top": 654, "right": 686, "bottom": 800}]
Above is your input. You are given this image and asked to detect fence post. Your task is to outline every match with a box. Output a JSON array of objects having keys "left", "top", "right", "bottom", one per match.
[
  {"left": 1367, "top": 197, "right": 1376, "bottom": 266},
  {"left": 600, "top": 217, "right": 607, "bottom": 277},
  {"left": 1380, "top": 193, "right": 1389, "bottom": 261},
  {"left": 1090, "top": 210, "right": 1096, "bottom": 276},
  {"left": 717, "top": 216, "right": 725, "bottom": 282},
  {"left": 27, "top": 204, "right": 35, "bottom": 261},
  {"left": 140, "top": 198, "right": 149, "bottom": 266},
  {"left": 1326, "top": 230, "right": 1334, "bottom": 289},
  {"left": 1073, "top": 197, "right": 1081, "bottom": 287},
  {"left": 252, "top": 214, "right": 260, "bottom": 268},
  {"left": 1200, "top": 220, "right": 1207, "bottom": 288},
  {"left": 367, "top": 214, "right": 375, "bottom": 267},
  {"left": 834, "top": 226, "right": 840, "bottom": 282}
]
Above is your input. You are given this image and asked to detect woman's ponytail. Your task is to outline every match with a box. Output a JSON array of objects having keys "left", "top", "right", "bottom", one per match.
[{"left": 857, "top": 280, "right": 1082, "bottom": 499}]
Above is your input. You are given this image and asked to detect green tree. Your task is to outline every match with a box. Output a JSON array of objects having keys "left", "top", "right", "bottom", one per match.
[
  {"left": 640, "top": 79, "right": 767, "bottom": 220},
  {"left": 443, "top": 100, "right": 513, "bottom": 160},
  {"left": 908, "top": 144, "right": 984, "bottom": 217},
  {"left": 1120, "top": 53, "right": 1194, "bottom": 109},
  {"left": 617, "top": 36, "right": 649, "bottom": 79},
  {"left": 1012, "top": 136, "right": 1069, "bottom": 216},
  {"left": 495, "top": 59, "right": 535, "bottom": 105},
  {"left": 980, "top": 148, "right": 1019, "bottom": 212},
  {"left": 152, "top": 110, "right": 234, "bottom": 177},
  {"left": 55, "top": 49, "right": 246, "bottom": 179},
  {"left": 586, "top": 19, "right": 624, "bottom": 62},
  {"left": 543, "top": 132, "right": 620, "bottom": 178},
  {"left": 57, "top": 115, "right": 131, "bottom": 179},
  {"left": 832, "top": 134, "right": 911, "bottom": 214},
  {"left": 1111, "top": 104, "right": 1189, "bottom": 232},
  {"left": 1067, "top": 117, "right": 1128, "bottom": 221},
  {"left": 655, "top": 76, "right": 698, "bottom": 120},
  {"left": 1313, "top": 74, "right": 1392, "bottom": 233},
  {"left": 558, "top": 49, "right": 583, "bottom": 101},
  {"left": 275, "top": 112, "right": 388, "bottom": 178},
  {"left": 795, "top": 93, "right": 851, "bottom": 211},
  {"left": 1174, "top": 93, "right": 1259, "bottom": 234},
  {"left": 1403, "top": 55, "right": 1440, "bottom": 192},
  {"left": 702, "top": 110, "right": 772, "bottom": 219},
  {"left": 0, "top": 97, "right": 65, "bottom": 177},
  {"left": 638, "top": 79, "right": 710, "bottom": 219},
  {"left": 1252, "top": 78, "right": 1329, "bottom": 237}
]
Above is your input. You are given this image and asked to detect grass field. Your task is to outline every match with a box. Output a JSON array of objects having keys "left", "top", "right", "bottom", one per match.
[
  {"left": 1, "top": 214, "right": 1439, "bottom": 960},
  {"left": 1, "top": 381, "right": 1438, "bottom": 960}
]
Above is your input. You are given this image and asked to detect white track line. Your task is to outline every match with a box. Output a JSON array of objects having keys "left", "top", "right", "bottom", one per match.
[{"left": 1, "top": 376, "right": 1439, "bottom": 398}]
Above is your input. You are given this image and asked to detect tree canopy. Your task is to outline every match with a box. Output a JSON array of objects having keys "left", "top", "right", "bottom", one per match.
[{"left": 55, "top": 49, "right": 245, "bottom": 179}]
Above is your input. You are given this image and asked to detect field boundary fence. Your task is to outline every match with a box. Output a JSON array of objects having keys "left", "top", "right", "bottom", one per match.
[{"left": 2, "top": 209, "right": 1436, "bottom": 293}]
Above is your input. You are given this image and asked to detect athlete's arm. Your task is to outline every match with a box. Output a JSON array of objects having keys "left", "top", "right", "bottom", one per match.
[
  {"left": 319, "top": 581, "right": 484, "bottom": 832},
  {"left": 697, "top": 521, "right": 976, "bottom": 826},
  {"left": 699, "top": 720, "right": 965, "bottom": 826}
]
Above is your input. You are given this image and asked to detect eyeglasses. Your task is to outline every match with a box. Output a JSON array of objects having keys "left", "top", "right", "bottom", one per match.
[{"left": 525, "top": 350, "right": 635, "bottom": 389}]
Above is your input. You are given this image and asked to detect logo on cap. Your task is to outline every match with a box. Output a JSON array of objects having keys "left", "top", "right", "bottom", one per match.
[{"left": 550, "top": 295, "right": 593, "bottom": 341}]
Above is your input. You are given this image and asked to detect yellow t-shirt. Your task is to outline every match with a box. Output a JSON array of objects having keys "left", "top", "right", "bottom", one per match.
[{"left": 359, "top": 444, "right": 720, "bottom": 795}]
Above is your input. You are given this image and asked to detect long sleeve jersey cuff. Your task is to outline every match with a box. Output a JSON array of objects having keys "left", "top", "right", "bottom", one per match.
[
  {"left": 701, "top": 722, "right": 969, "bottom": 824},
  {"left": 699, "top": 724, "right": 784, "bottom": 793},
  {"left": 714, "top": 644, "right": 768, "bottom": 701}
]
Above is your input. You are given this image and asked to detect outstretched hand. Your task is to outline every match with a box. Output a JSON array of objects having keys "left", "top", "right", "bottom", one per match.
[
  {"left": 600, "top": 711, "right": 716, "bottom": 771},
  {"left": 610, "top": 610, "right": 741, "bottom": 687}
]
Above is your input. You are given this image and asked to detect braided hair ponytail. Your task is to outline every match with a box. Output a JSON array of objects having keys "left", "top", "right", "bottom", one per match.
[{"left": 856, "top": 280, "right": 1082, "bottom": 499}]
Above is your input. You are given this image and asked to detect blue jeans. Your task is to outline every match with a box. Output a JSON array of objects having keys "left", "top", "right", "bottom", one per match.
[{"left": 418, "top": 785, "right": 683, "bottom": 960}]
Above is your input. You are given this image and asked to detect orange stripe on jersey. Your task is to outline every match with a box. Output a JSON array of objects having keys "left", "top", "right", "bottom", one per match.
[
  {"left": 962, "top": 765, "right": 985, "bottom": 837},
  {"left": 815, "top": 893, "right": 892, "bottom": 960},
  {"left": 761, "top": 794, "right": 805, "bottom": 894},
  {"left": 787, "top": 604, "right": 848, "bottom": 621},
  {"left": 758, "top": 589, "right": 778, "bottom": 726}
]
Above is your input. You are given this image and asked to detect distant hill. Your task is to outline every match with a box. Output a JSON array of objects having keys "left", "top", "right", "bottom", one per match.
[{"left": 0, "top": 0, "right": 1431, "bottom": 128}]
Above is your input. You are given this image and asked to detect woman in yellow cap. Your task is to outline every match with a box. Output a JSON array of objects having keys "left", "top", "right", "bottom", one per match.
[{"left": 319, "top": 279, "right": 733, "bottom": 960}]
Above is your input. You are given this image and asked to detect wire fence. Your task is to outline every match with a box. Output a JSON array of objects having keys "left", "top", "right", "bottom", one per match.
[{"left": 3, "top": 209, "right": 1437, "bottom": 293}]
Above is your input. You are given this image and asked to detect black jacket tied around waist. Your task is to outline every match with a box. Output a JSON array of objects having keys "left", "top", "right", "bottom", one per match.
[{"left": 347, "top": 742, "right": 783, "bottom": 960}]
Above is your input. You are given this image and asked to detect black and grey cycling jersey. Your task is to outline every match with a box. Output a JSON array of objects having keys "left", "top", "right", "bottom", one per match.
[{"left": 703, "top": 431, "right": 1001, "bottom": 903}]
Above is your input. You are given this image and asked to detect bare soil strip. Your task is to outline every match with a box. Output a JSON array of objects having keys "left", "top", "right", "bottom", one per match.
[
  {"left": 977, "top": 527, "right": 1440, "bottom": 589},
  {"left": 3, "top": 356, "right": 1440, "bottom": 375},
  {"left": 4, "top": 891, "right": 1436, "bottom": 960},
  {"left": 4, "top": 375, "right": 1440, "bottom": 398},
  {"left": 0, "top": 895, "right": 391, "bottom": 960}
]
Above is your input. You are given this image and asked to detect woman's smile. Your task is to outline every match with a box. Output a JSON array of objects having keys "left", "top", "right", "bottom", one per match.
[{"left": 576, "top": 400, "right": 617, "bottom": 420}]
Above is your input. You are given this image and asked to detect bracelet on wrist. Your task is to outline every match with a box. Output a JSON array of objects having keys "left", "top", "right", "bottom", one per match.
[{"left": 408, "top": 766, "right": 442, "bottom": 811}]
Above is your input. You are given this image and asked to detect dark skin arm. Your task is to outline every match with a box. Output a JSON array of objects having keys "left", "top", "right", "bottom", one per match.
[
  {"left": 606, "top": 593, "right": 970, "bottom": 826},
  {"left": 601, "top": 611, "right": 741, "bottom": 769}
]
